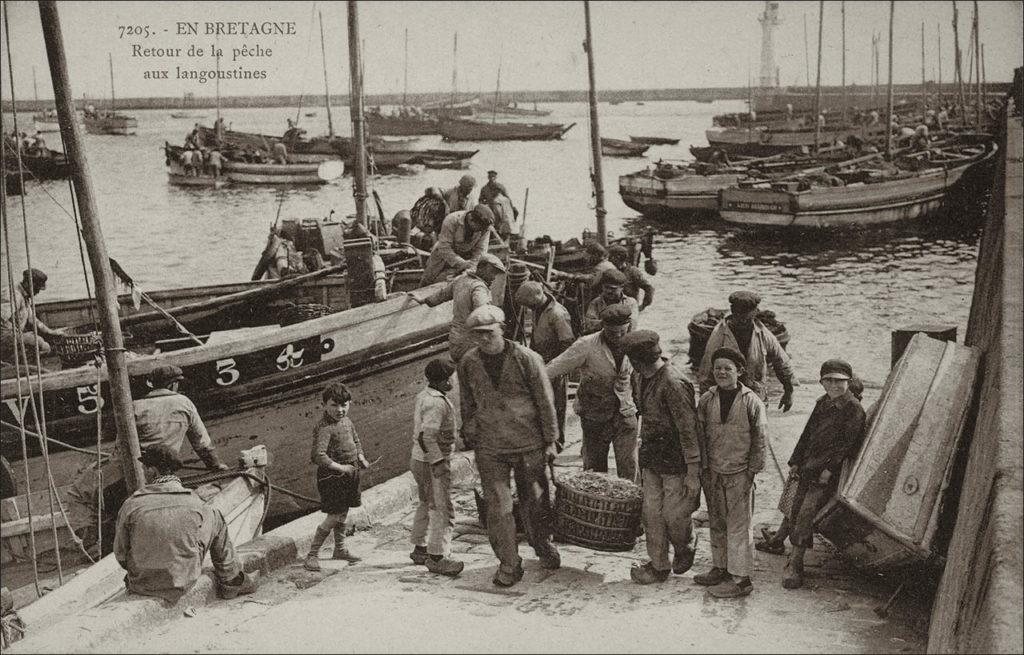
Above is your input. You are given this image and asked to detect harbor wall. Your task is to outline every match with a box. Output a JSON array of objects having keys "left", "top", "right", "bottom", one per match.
[{"left": 927, "top": 102, "right": 1023, "bottom": 653}]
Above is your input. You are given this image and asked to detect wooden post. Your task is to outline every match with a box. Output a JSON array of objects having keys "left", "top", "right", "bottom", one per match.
[
  {"left": 583, "top": 0, "right": 607, "bottom": 246},
  {"left": 347, "top": 1, "right": 367, "bottom": 226},
  {"left": 38, "top": 1, "right": 145, "bottom": 492},
  {"left": 813, "top": 0, "right": 824, "bottom": 154},
  {"left": 320, "top": 11, "right": 334, "bottom": 138},
  {"left": 885, "top": 0, "right": 894, "bottom": 161}
]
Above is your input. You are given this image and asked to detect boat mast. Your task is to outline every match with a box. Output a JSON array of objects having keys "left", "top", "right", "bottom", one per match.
[
  {"left": 953, "top": 1, "right": 966, "bottom": 125},
  {"left": 972, "top": 0, "right": 981, "bottom": 131},
  {"left": 981, "top": 43, "right": 986, "bottom": 110},
  {"left": 841, "top": 1, "right": 846, "bottom": 125},
  {"left": 33, "top": 66, "right": 39, "bottom": 102},
  {"left": 215, "top": 50, "right": 221, "bottom": 125},
  {"left": 38, "top": 1, "right": 146, "bottom": 492},
  {"left": 347, "top": 0, "right": 367, "bottom": 226},
  {"left": 450, "top": 32, "right": 458, "bottom": 109},
  {"left": 492, "top": 50, "right": 502, "bottom": 124},
  {"left": 583, "top": 0, "right": 606, "bottom": 246},
  {"left": 921, "top": 22, "right": 926, "bottom": 109},
  {"left": 803, "top": 13, "right": 810, "bottom": 88},
  {"left": 402, "top": 27, "right": 408, "bottom": 107},
  {"left": 813, "top": 0, "right": 823, "bottom": 154},
  {"left": 937, "top": 23, "right": 942, "bottom": 104},
  {"left": 108, "top": 52, "right": 115, "bottom": 112},
  {"left": 885, "top": 0, "right": 894, "bottom": 161},
  {"left": 319, "top": 11, "right": 334, "bottom": 137}
]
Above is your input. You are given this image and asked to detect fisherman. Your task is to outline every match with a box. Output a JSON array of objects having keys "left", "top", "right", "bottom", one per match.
[
  {"left": 547, "top": 304, "right": 638, "bottom": 481},
  {"left": 607, "top": 245, "right": 654, "bottom": 312},
  {"left": 583, "top": 268, "right": 639, "bottom": 334},
  {"left": 458, "top": 305, "right": 561, "bottom": 587},
  {"left": 0, "top": 268, "right": 64, "bottom": 363},
  {"left": 515, "top": 281, "right": 575, "bottom": 450},
  {"left": 912, "top": 124, "right": 931, "bottom": 150},
  {"left": 419, "top": 204, "right": 494, "bottom": 286},
  {"left": 936, "top": 106, "right": 949, "bottom": 131},
  {"left": 207, "top": 147, "right": 223, "bottom": 178},
  {"left": 114, "top": 444, "right": 259, "bottom": 602},
  {"left": 409, "top": 359, "right": 463, "bottom": 577},
  {"left": 411, "top": 187, "right": 449, "bottom": 236},
  {"left": 272, "top": 140, "right": 289, "bottom": 165},
  {"left": 585, "top": 242, "right": 616, "bottom": 286},
  {"left": 694, "top": 347, "right": 767, "bottom": 599},
  {"left": 622, "top": 330, "right": 701, "bottom": 584},
  {"left": 442, "top": 174, "right": 477, "bottom": 213},
  {"left": 180, "top": 147, "right": 196, "bottom": 176},
  {"left": 420, "top": 253, "right": 506, "bottom": 363},
  {"left": 698, "top": 290, "right": 795, "bottom": 412},
  {"left": 478, "top": 170, "right": 517, "bottom": 218},
  {"left": 867, "top": 110, "right": 880, "bottom": 126}
]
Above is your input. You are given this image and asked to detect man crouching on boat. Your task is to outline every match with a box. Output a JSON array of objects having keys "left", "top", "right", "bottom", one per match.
[
  {"left": 0, "top": 268, "right": 64, "bottom": 366},
  {"left": 114, "top": 444, "right": 258, "bottom": 602}
]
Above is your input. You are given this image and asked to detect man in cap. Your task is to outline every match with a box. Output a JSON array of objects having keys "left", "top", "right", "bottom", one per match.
[
  {"left": 458, "top": 305, "right": 561, "bottom": 587},
  {"left": 410, "top": 187, "right": 449, "bottom": 237},
  {"left": 608, "top": 245, "right": 655, "bottom": 312},
  {"left": 114, "top": 444, "right": 258, "bottom": 602},
  {"left": 583, "top": 268, "right": 639, "bottom": 334},
  {"left": 515, "top": 281, "right": 575, "bottom": 449},
  {"left": 443, "top": 174, "right": 477, "bottom": 214},
  {"left": 770, "top": 359, "right": 867, "bottom": 590},
  {"left": 420, "top": 252, "right": 506, "bottom": 362},
  {"left": 478, "top": 170, "right": 512, "bottom": 207},
  {"left": 419, "top": 204, "right": 495, "bottom": 286},
  {"left": 547, "top": 304, "right": 638, "bottom": 481},
  {"left": 694, "top": 347, "right": 767, "bottom": 598},
  {"left": 622, "top": 330, "right": 701, "bottom": 584},
  {"left": 1, "top": 268, "right": 64, "bottom": 364},
  {"left": 698, "top": 290, "right": 796, "bottom": 412},
  {"left": 584, "top": 242, "right": 616, "bottom": 288}
]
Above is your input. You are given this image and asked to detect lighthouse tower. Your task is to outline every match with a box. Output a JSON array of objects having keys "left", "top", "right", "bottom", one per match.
[{"left": 758, "top": 1, "right": 781, "bottom": 88}]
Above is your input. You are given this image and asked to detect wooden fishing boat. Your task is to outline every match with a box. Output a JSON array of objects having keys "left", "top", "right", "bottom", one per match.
[
  {"left": 705, "top": 124, "right": 889, "bottom": 158},
  {"left": 169, "top": 112, "right": 206, "bottom": 119},
  {"left": 6, "top": 457, "right": 268, "bottom": 623},
  {"left": 167, "top": 172, "right": 228, "bottom": 188},
  {"left": 439, "top": 119, "right": 575, "bottom": 142},
  {"left": 223, "top": 160, "right": 336, "bottom": 185},
  {"left": 474, "top": 100, "right": 551, "bottom": 118},
  {"left": 601, "top": 138, "right": 649, "bottom": 157},
  {"left": 685, "top": 307, "right": 790, "bottom": 366},
  {"left": 619, "top": 167, "right": 746, "bottom": 215},
  {"left": 421, "top": 96, "right": 479, "bottom": 118},
  {"left": 1, "top": 149, "right": 73, "bottom": 181},
  {"left": 629, "top": 135, "right": 680, "bottom": 146},
  {"left": 422, "top": 157, "right": 472, "bottom": 170},
  {"left": 718, "top": 141, "right": 997, "bottom": 229},
  {"left": 31, "top": 110, "right": 60, "bottom": 133},
  {"left": 83, "top": 111, "right": 137, "bottom": 136},
  {"left": 816, "top": 334, "right": 981, "bottom": 571},
  {"left": 365, "top": 111, "right": 441, "bottom": 136}
]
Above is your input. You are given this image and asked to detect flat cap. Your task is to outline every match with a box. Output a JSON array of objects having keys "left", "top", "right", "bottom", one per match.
[
  {"left": 728, "top": 290, "right": 761, "bottom": 310},
  {"left": 600, "top": 303, "right": 633, "bottom": 326},
  {"left": 486, "top": 170, "right": 498, "bottom": 176},
  {"left": 585, "top": 242, "right": 607, "bottom": 258},
  {"left": 599, "top": 268, "right": 628, "bottom": 287},
  {"left": 138, "top": 443, "right": 182, "bottom": 473},
  {"left": 514, "top": 280, "right": 545, "bottom": 306},
  {"left": 621, "top": 330, "right": 661, "bottom": 362},
  {"left": 470, "top": 204, "right": 495, "bottom": 226},
  {"left": 22, "top": 268, "right": 47, "bottom": 289},
  {"left": 465, "top": 305, "right": 506, "bottom": 331},
  {"left": 710, "top": 346, "right": 747, "bottom": 369},
  {"left": 607, "top": 244, "right": 629, "bottom": 260},
  {"left": 820, "top": 359, "right": 853, "bottom": 380},
  {"left": 476, "top": 252, "right": 506, "bottom": 272},
  {"left": 150, "top": 364, "right": 185, "bottom": 387},
  {"left": 459, "top": 174, "right": 476, "bottom": 188},
  {"left": 425, "top": 358, "right": 456, "bottom": 383}
]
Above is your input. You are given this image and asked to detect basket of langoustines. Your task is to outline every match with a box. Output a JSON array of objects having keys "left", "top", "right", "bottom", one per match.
[{"left": 553, "top": 470, "right": 642, "bottom": 552}]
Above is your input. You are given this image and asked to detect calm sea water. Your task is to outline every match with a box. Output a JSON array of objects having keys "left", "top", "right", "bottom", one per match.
[{"left": 3, "top": 100, "right": 984, "bottom": 387}]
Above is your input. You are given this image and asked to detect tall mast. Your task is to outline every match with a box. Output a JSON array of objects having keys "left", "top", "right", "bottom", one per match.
[
  {"left": 450, "top": 32, "right": 458, "bottom": 108},
  {"left": 803, "top": 13, "right": 810, "bottom": 87},
  {"left": 953, "top": 1, "right": 966, "bottom": 123},
  {"left": 583, "top": 1, "right": 606, "bottom": 247},
  {"left": 981, "top": 42, "right": 986, "bottom": 109},
  {"left": 402, "top": 28, "right": 408, "bottom": 107},
  {"left": 921, "top": 22, "right": 927, "bottom": 108},
  {"left": 885, "top": 0, "right": 895, "bottom": 161},
  {"left": 347, "top": 1, "right": 367, "bottom": 226},
  {"left": 319, "top": 11, "right": 334, "bottom": 137},
  {"left": 492, "top": 49, "right": 502, "bottom": 124},
  {"left": 108, "top": 52, "right": 115, "bottom": 111},
  {"left": 938, "top": 23, "right": 942, "bottom": 103},
  {"left": 813, "top": 0, "right": 823, "bottom": 154},
  {"left": 973, "top": 0, "right": 981, "bottom": 131},
  {"left": 32, "top": 66, "right": 39, "bottom": 102},
  {"left": 841, "top": 1, "right": 846, "bottom": 124},
  {"left": 38, "top": 1, "right": 145, "bottom": 492},
  {"left": 215, "top": 50, "right": 221, "bottom": 124}
]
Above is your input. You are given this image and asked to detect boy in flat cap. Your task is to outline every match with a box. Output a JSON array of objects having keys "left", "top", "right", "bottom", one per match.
[
  {"left": 547, "top": 304, "right": 638, "bottom": 481},
  {"left": 698, "top": 290, "right": 796, "bottom": 412},
  {"left": 622, "top": 330, "right": 701, "bottom": 584},
  {"left": 695, "top": 347, "right": 767, "bottom": 598},
  {"left": 583, "top": 268, "right": 639, "bottom": 334}
]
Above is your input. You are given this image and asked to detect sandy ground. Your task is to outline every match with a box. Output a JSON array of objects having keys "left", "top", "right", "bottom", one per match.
[{"left": 95, "top": 385, "right": 931, "bottom": 654}]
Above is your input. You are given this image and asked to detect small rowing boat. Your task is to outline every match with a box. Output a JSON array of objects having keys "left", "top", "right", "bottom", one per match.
[
  {"left": 601, "top": 138, "right": 649, "bottom": 157},
  {"left": 629, "top": 135, "right": 680, "bottom": 146}
]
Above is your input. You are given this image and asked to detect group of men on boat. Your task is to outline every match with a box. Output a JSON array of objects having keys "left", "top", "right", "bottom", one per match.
[{"left": 3, "top": 130, "right": 53, "bottom": 160}]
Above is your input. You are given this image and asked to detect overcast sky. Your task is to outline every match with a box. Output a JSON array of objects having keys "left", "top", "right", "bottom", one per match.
[{"left": 2, "top": 1, "right": 1021, "bottom": 101}]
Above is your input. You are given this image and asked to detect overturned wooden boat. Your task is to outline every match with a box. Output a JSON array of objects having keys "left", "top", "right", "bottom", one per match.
[
  {"left": 439, "top": 119, "right": 575, "bottom": 142},
  {"left": 816, "top": 334, "right": 981, "bottom": 571},
  {"left": 629, "top": 135, "right": 679, "bottom": 146},
  {"left": 601, "top": 138, "right": 649, "bottom": 157}
]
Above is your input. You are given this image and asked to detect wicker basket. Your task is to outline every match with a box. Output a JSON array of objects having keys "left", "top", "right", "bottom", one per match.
[
  {"left": 277, "top": 303, "right": 334, "bottom": 327},
  {"left": 553, "top": 477, "right": 643, "bottom": 552},
  {"left": 49, "top": 332, "right": 104, "bottom": 366}
]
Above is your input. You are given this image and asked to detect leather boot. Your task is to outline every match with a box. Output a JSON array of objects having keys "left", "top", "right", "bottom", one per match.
[
  {"left": 332, "top": 526, "right": 361, "bottom": 562},
  {"left": 304, "top": 526, "right": 331, "bottom": 571}
]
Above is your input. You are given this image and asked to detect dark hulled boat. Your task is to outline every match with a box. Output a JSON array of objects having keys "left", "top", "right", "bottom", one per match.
[{"left": 439, "top": 119, "right": 575, "bottom": 142}]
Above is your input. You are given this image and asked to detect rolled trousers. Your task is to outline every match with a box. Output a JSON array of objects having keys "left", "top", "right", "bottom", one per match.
[
  {"left": 703, "top": 469, "right": 754, "bottom": 578},
  {"left": 788, "top": 477, "right": 831, "bottom": 549},
  {"left": 580, "top": 414, "right": 638, "bottom": 482},
  {"left": 475, "top": 448, "right": 556, "bottom": 573},
  {"left": 409, "top": 458, "right": 455, "bottom": 556},
  {"left": 641, "top": 469, "right": 700, "bottom": 570}
]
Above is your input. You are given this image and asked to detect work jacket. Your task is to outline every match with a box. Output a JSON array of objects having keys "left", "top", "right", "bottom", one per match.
[
  {"left": 134, "top": 389, "right": 215, "bottom": 458},
  {"left": 788, "top": 391, "right": 867, "bottom": 477},
  {"left": 443, "top": 185, "right": 476, "bottom": 213},
  {"left": 424, "top": 271, "right": 492, "bottom": 362},
  {"left": 114, "top": 479, "right": 227, "bottom": 603},
  {"left": 582, "top": 295, "right": 639, "bottom": 334},
  {"left": 0, "top": 284, "right": 34, "bottom": 336},
  {"left": 530, "top": 296, "right": 575, "bottom": 364},
  {"left": 546, "top": 332, "right": 636, "bottom": 422},
  {"left": 419, "top": 211, "right": 489, "bottom": 286},
  {"left": 698, "top": 317, "right": 795, "bottom": 400},
  {"left": 458, "top": 340, "right": 558, "bottom": 455},
  {"left": 311, "top": 415, "right": 364, "bottom": 470},
  {"left": 636, "top": 360, "right": 699, "bottom": 474},
  {"left": 696, "top": 384, "right": 767, "bottom": 476},
  {"left": 411, "top": 387, "right": 457, "bottom": 464}
]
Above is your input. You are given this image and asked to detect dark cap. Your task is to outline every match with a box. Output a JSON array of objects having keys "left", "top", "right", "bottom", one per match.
[
  {"left": 459, "top": 174, "right": 476, "bottom": 188},
  {"left": 470, "top": 204, "right": 495, "bottom": 226},
  {"left": 607, "top": 245, "right": 629, "bottom": 262},
  {"left": 621, "top": 330, "right": 661, "bottom": 362},
  {"left": 486, "top": 170, "right": 498, "bottom": 176},
  {"left": 711, "top": 346, "right": 747, "bottom": 369},
  {"left": 149, "top": 364, "right": 185, "bottom": 387},
  {"left": 138, "top": 443, "right": 182, "bottom": 473},
  {"left": 425, "top": 358, "right": 456, "bottom": 384},
  {"left": 820, "top": 359, "right": 853, "bottom": 380},
  {"left": 728, "top": 290, "right": 761, "bottom": 311},
  {"left": 22, "top": 268, "right": 47, "bottom": 289},
  {"left": 600, "top": 303, "right": 633, "bottom": 326},
  {"left": 599, "top": 268, "right": 628, "bottom": 287},
  {"left": 585, "top": 242, "right": 607, "bottom": 258}
]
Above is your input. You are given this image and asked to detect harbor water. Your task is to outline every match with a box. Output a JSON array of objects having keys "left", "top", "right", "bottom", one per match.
[{"left": 4, "top": 99, "right": 984, "bottom": 390}]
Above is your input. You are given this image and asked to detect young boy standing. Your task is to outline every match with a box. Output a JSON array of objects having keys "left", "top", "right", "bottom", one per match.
[
  {"left": 409, "top": 359, "right": 464, "bottom": 577},
  {"left": 694, "top": 347, "right": 767, "bottom": 598},
  {"left": 304, "top": 383, "right": 369, "bottom": 571}
]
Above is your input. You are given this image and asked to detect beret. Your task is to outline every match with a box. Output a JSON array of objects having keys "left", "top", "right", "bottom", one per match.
[
  {"left": 425, "top": 358, "right": 456, "bottom": 383},
  {"left": 459, "top": 174, "right": 476, "bottom": 187},
  {"left": 476, "top": 252, "right": 507, "bottom": 272},
  {"left": 599, "top": 268, "right": 628, "bottom": 287},
  {"left": 138, "top": 443, "right": 182, "bottom": 472},
  {"left": 465, "top": 305, "right": 506, "bottom": 331},
  {"left": 621, "top": 330, "right": 661, "bottom": 361},
  {"left": 471, "top": 204, "right": 495, "bottom": 225},
  {"left": 600, "top": 303, "right": 633, "bottom": 326},
  {"left": 728, "top": 290, "right": 761, "bottom": 310},
  {"left": 23, "top": 268, "right": 47, "bottom": 288},
  {"left": 820, "top": 359, "right": 853, "bottom": 380},
  {"left": 150, "top": 364, "right": 185, "bottom": 387},
  {"left": 710, "top": 347, "right": 746, "bottom": 369},
  {"left": 514, "top": 281, "right": 545, "bottom": 305}
]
